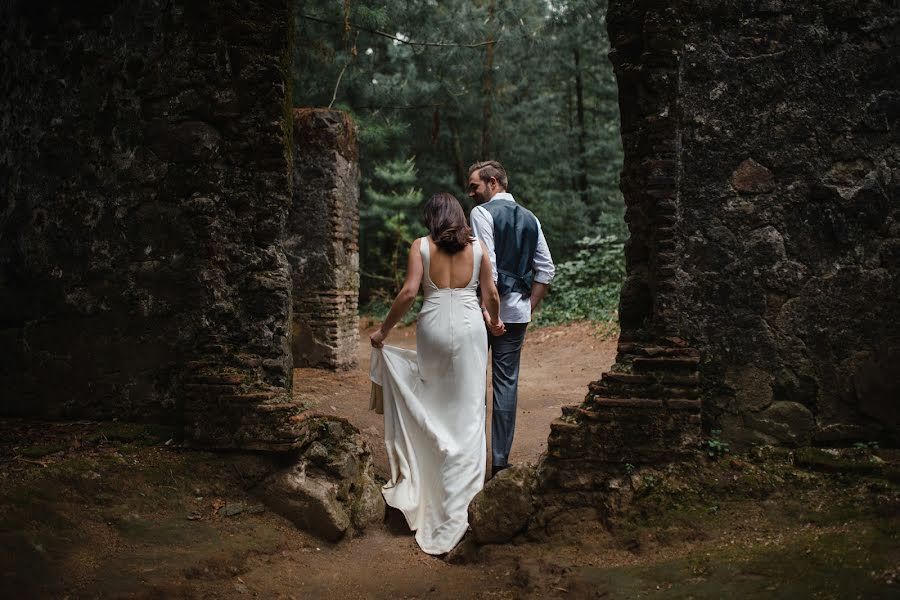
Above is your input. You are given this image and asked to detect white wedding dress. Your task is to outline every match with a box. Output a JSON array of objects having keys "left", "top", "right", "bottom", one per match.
[{"left": 370, "top": 237, "right": 488, "bottom": 555}]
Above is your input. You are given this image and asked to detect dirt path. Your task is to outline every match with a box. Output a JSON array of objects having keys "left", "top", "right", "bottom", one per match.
[{"left": 293, "top": 321, "right": 618, "bottom": 479}]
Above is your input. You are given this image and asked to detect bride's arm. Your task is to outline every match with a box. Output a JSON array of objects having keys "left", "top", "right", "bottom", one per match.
[
  {"left": 478, "top": 240, "right": 502, "bottom": 332},
  {"left": 370, "top": 239, "right": 424, "bottom": 347}
]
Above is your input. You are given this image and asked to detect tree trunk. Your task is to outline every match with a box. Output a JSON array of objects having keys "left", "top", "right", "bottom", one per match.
[
  {"left": 480, "top": 0, "right": 496, "bottom": 158},
  {"left": 574, "top": 47, "right": 589, "bottom": 204},
  {"left": 450, "top": 120, "right": 467, "bottom": 190}
]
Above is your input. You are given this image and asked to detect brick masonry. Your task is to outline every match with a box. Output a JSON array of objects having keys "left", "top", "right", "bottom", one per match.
[{"left": 288, "top": 109, "right": 360, "bottom": 370}]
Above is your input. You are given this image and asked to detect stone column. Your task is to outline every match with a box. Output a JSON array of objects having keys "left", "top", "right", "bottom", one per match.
[
  {"left": 0, "top": 0, "right": 306, "bottom": 452},
  {"left": 288, "top": 109, "right": 360, "bottom": 370},
  {"left": 544, "top": 2, "right": 701, "bottom": 489}
]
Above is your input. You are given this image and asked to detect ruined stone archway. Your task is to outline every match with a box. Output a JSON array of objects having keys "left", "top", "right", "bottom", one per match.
[{"left": 1, "top": 0, "right": 898, "bottom": 544}]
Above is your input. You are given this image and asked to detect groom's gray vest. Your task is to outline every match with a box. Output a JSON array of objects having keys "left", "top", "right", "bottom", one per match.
[{"left": 482, "top": 200, "right": 539, "bottom": 297}]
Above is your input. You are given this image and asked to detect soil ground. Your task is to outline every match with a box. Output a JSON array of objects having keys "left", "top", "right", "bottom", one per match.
[{"left": 1, "top": 322, "right": 897, "bottom": 599}]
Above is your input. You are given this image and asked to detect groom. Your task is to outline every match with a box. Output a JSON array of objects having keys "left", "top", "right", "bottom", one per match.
[{"left": 468, "top": 160, "right": 555, "bottom": 478}]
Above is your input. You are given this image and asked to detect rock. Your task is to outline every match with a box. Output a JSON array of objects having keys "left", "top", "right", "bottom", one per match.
[
  {"left": 305, "top": 441, "right": 329, "bottom": 465},
  {"left": 327, "top": 451, "right": 360, "bottom": 481},
  {"left": 718, "top": 413, "right": 778, "bottom": 451},
  {"left": 262, "top": 462, "right": 351, "bottom": 542},
  {"left": 794, "top": 447, "right": 899, "bottom": 481},
  {"left": 731, "top": 158, "right": 775, "bottom": 194},
  {"left": 725, "top": 366, "right": 774, "bottom": 412},
  {"left": 351, "top": 473, "right": 385, "bottom": 530},
  {"left": 259, "top": 415, "right": 383, "bottom": 541},
  {"left": 289, "top": 109, "right": 360, "bottom": 371},
  {"left": 746, "top": 401, "right": 815, "bottom": 446},
  {"left": 766, "top": 260, "right": 809, "bottom": 293},
  {"left": 748, "top": 445, "right": 794, "bottom": 463},
  {"left": 219, "top": 502, "right": 245, "bottom": 517},
  {"left": 326, "top": 421, "right": 344, "bottom": 439},
  {"left": 747, "top": 225, "right": 786, "bottom": 265},
  {"left": 468, "top": 465, "right": 538, "bottom": 544}
]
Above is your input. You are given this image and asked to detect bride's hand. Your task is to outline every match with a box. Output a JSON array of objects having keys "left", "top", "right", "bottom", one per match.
[
  {"left": 489, "top": 318, "right": 506, "bottom": 336},
  {"left": 370, "top": 328, "right": 387, "bottom": 348}
]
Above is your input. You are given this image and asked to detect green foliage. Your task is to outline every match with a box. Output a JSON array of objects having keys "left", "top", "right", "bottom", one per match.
[
  {"left": 295, "top": 0, "right": 626, "bottom": 319},
  {"left": 704, "top": 430, "right": 731, "bottom": 459},
  {"left": 534, "top": 221, "right": 625, "bottom": 327},
  {"left": 360, "top": 157, "right": 426, "bottom": 292},
  {"left": 361, "top": 295, "right": 424, "bottom": 328}
]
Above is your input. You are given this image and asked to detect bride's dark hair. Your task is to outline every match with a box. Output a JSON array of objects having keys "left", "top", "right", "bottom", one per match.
[{"left": 422, "top": 192, "right": 473, "bottom": 254}]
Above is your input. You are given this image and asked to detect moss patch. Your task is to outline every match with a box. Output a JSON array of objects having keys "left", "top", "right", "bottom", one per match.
[{"left": 572, "top": 526, "right": 899, "bottom": 599}]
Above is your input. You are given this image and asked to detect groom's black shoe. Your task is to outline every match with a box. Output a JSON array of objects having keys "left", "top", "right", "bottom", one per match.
[{"left": 491, "top": 464, "right": 510, "bottom": 478}]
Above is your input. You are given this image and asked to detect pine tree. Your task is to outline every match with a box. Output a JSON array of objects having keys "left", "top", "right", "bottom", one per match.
[{"left": 293, "top": 0, "right": 626, "bottom": 320}]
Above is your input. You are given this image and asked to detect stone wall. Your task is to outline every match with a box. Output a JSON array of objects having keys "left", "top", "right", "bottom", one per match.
[
  {"left": 0, "top": 0, "right": 304, "bottom": 449},
  {"left": 672, "top": 0, "right": 900, "bottom": 447},
  {"left": 547, "top": 0, "right": 899, "bottom": 475},
  {"left": 288, "top": 109, "right": 360, "bottom": 370}
]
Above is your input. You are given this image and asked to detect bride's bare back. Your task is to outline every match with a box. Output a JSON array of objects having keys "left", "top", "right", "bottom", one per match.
[{"left": 427, "top": 237, "right": 475, "bottom": 289}]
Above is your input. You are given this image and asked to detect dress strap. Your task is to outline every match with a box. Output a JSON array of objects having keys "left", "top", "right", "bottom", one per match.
[
  {"left": 468, "top": 238, "right": 482, "bottom": 288},
  {"left": 420, "top": 237, "right": 437, "bottom": 290}
]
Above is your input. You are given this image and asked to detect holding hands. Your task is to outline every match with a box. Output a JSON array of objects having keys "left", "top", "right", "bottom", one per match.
[{"left": 483, "top": 308, "right": 506, "bottom": 336}]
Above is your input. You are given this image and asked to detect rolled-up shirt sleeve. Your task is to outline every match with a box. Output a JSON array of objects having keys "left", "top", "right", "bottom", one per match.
[
  {"left": 470, "top": 206, "right": 498, "bottom": 283},
  {"left": 533, "top": 220, "right": 555, "bottom": 284}
]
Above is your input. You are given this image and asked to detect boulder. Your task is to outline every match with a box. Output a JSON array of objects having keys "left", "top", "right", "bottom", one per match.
[
  {"left": 468, "top": 465, "right": 538, "bottom": 544},
  {"left": 262, "top": 462, "right": 351, "bottom": 542},
  {"left": 259, "top": 415, "right": 384, "bottom": 541},
  {"left": 746, "top": 401, "right": 816, "bottom": 446}
]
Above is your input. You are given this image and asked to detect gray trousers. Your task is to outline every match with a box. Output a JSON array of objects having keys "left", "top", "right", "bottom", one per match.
[{"left": 488, "top": 322, "right": 528, "bottom": 467}]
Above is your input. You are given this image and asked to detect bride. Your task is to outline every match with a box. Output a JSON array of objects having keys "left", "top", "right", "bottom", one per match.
[{"left": 369, "top": 191, "right": 503, "bottom": 555}]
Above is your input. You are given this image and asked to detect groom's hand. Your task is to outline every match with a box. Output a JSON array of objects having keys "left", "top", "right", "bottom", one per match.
[
  {"left": 488, "top": 319, "right": 506, "bottom": 336},
  {"left": 482, "top": 308, "right": 505, "bottom": 335}
]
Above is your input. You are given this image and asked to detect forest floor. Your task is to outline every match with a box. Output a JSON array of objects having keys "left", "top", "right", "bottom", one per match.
[{"left": 1, "top": 321, "right": 898, "bottom": 599}]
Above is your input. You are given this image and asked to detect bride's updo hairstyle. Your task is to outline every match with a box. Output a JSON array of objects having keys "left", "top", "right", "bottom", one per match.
[{"left": 423, "top": 192, "right": 473, "bottom": 254}]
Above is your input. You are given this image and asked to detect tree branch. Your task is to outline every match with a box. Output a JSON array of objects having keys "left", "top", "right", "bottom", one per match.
[
  {"left": 355, "top": 103, "right": 447, "bottom": 111},
  {"left": 329, "top": 30, "right": 359, "bottom": 109},
  {"left": 329, "top": 61, "right": 350, "bottom": 109},
  {"left": 300, "top": 13, "right": 497, "bottom": 48}
]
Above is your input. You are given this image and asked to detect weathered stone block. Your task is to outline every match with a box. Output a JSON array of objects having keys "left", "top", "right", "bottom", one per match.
[{"left": 731, "top": 158, "right": 776, "bottom": 194}]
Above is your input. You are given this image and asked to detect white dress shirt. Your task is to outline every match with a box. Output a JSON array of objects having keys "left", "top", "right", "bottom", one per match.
[{"left": 470, "top": 192, "right": 555, "bottom": 323}]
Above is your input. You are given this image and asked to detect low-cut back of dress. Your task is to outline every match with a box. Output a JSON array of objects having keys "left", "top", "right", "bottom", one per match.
[{"left": 370, "top": 237, "right": 488, "bottom": 555}]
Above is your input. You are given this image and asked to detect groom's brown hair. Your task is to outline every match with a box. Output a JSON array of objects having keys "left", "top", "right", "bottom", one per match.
[
  {"left": 468, "top": 160, "right": 509, "bottom": 190},
  {"left": 423, "top": 192, "right": 472, "bottom": 255}
]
